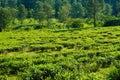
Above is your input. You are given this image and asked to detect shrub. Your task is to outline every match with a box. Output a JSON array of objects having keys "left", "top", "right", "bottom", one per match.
[
  {"left": 114, "top": 54, "right": 120, "bottom": 60},
  {"left": 30, "top": 44, "right": 63, "bottom": 52},
  {"left": 0, "top": 75, "right": 7, "bottom": 80},
  {"left": 19, "top": 64, "right": 59, "bottom": 80},
  {"left": 96, "top": 56, "right": 113, "bottom": 68},
  {"left": 34, "top": 24, "right": 46, "bottom": 29},
  {"left": 104, "top": 19, "right": 120, "bottom": 27},
  {"left": 71, "top": 20, "right": 84, "bottom": 28},
  {"left": 66, "top": 19, "right": 84, "bottom": 29},
  {"left": 54, "top": 70, "right": 81, "bottom": 80},
  {"left": 60, "top": 42, "right": 75, "bottom": 49},
  {"left": 89, "top": 62, "right": 99, "bottom": 72},
  {"left": 106, "top": 67, "right": 120, "bottom": 80},
  {"left": 114, "top": 61, "right": 120, "bottom": 69}
]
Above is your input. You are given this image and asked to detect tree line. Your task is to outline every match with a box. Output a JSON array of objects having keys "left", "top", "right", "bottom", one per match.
[{"left": 0, "top": 0, "right": 120, "bottom": 31}]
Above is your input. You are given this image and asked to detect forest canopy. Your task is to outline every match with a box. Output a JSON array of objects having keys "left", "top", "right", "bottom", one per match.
[
  {"left": 0, "top": 0, "right": 120, "bottom": 31},
  {"left": 0, "top": 0, "right": 119, "bottom": 18}
]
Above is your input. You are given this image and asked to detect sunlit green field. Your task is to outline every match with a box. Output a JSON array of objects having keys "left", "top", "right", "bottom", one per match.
[{"left": 0, "top": 27, "right": 120, "bottom": 80}]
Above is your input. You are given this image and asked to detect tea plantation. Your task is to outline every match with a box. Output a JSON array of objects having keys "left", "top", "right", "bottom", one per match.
[{"left": 0, "top": 27, "right": 120, "bottom": 80}]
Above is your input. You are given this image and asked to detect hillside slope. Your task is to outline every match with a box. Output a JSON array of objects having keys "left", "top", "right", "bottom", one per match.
[{"left": 0, "top": 27, "right": 120, "bottom": 80}]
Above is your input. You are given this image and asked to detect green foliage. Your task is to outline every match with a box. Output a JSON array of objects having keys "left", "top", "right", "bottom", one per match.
[
  {"left": 0, "top": 0, "right": 120, "bottom": 80},
  {"left": 19, "top": 64, "right": 59, "bottom": 80},
  {"left": 66, "top": 19, "right": 84, "bottom": 29},
  {"left": 104, "top": 19, "right": 120, "bottom": 26},
  {"left": 71, "top": 2, "right": 85, "bottom": 18},
  {"left": 33, "top": 1, "right": 54, "bottom": 23},
  {"left": 0, "top": 75, "right": 7, "bottom": 80},
  {"left": 106, "top": 67, "right": 120, "bottom": 80},
  {"left": 18, "top": 4, "right": 28, "bottom": 20},
  {"left": 1, "top": 26, "right": 120, "bottom": 79},
  {"left": 58, "top": 2, "right": 71, "bottom": 22},
  {"left": 0, "top": 8, "right": 11, "bottom": 31},
  {"left": 0, "top": 0, "right": 119, "bottom": 27}
]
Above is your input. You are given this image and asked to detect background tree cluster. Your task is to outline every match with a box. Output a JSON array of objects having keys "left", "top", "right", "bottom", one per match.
[
  {"left": 0, "top": 0, "right": 120, "bottom": 31},
  {"left": 0, "top": 0, "right": 119, "bottom": 20}
]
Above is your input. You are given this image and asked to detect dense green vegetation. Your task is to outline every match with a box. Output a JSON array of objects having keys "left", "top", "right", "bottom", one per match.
[
  {"left": 0, "top": 27, "right": 120, "bottom": 79},
  {"left": 1, "top": 0, "right": 120, "bottom": 80},
  {"left": 0, "top": 0, "right": 120, "bottom": 30}
]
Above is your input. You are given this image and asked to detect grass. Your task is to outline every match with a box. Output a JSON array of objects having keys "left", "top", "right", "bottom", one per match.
[{"left": 0, "top": 26, "right": 120, "bottom": 79}]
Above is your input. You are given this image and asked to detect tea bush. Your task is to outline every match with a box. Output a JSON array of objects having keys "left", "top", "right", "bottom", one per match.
[
  {"left": 1, "top": 26, "right": 120, "bottom": 79},
  {"left": 106, "top": 67, "right": 120, "bottom": 80}
]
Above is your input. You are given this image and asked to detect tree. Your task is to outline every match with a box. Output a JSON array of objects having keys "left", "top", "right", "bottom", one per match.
[
  {"left": 34, "top": 1, "right": 45, "bottom": 21},
  {"left": 0, "top": 0, "right": 7, "bottom": 7},
  {"left": 0, "top": 8, "right": 11, "bottom": 32},
  {"left": 8, "top": 0, "right": 17, "bottom": 8},
  {"left": 43, "top": 1, "right": 54, "bottom": 26},
  {"left": 28, "top": 9, "right": 34, "bottom": 18},
  {"left": 10, "top": 8, "right": 18, "bottom": 19},
  {"left": 58, "top": 1, "right": 71, "bottom": 22},
  {"left": 18, "top": 4, "right": 28, "bottom": 22},
  {"left": 87, "top": 0, "right": 101, "bottom": 27},
  {"left": 54, "top": 0, "right": 62, "bottom": 18},
  {"left": 43, "top": 2, "right": 54, "bottom": 20},
  {"left": 116, "top": 0, "right": 120, "bottom": 16},
  {"left": 71, "top": 2, "right": 85, "bottom": 18},
  {"left": 104, "top": 3, "right": 113, "bottom": 15},
  {"left": 112, "top": 0, "right": 119, "bottom": 16},
  {"left": 20, "top": 0, "right": 37, "bottom": 10},
  {"left": 34, "top": 1, "right": 54, "bottom": 21}
]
